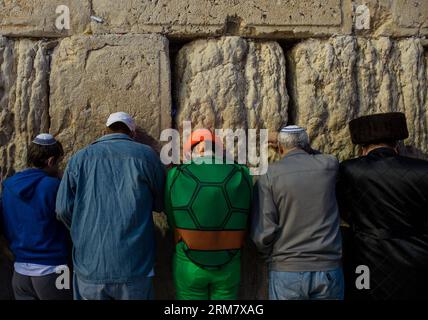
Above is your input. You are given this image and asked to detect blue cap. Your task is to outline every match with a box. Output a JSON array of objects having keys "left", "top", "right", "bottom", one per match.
[{"left": 32, "top": 133, "right": 57, "bottom": 146}]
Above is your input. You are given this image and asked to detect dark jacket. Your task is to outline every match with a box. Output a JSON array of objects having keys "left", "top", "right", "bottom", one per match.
[
  {"left": 1, "top": 169, "right": 69, "bottom": 265},
  {"left": 338, "top": 147, "right": 428, "bottom": 300}
]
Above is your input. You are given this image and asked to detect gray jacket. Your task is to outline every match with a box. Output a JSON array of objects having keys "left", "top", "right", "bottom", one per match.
[{"left": 250, "top": 149, "right": 342, "bottom": 272}]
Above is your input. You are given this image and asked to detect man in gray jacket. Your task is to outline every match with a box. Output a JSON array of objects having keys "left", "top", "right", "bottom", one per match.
[{"left": 251, "top": 125, "right": 343, "bottom": 300}]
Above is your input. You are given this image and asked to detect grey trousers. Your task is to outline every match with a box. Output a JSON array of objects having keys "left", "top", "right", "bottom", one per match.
[{"left": 12, "top": 271, "right": 73, "bottom": 300}]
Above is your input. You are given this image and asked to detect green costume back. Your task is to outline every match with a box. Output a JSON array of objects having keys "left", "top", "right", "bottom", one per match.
[
  {"left": 165, "top": 156, "right": 253, "bottom": 299},
  {"left": 165, "top": 158, "right": 252, "bottom": 300}
]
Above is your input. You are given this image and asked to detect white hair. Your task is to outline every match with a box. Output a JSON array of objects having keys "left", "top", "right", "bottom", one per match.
[{"left": 278, "top": 130, "right": 310, "bottom": 150}]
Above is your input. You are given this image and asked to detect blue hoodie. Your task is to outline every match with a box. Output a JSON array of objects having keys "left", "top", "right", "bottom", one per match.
[{"left": 0, "top": 169, "right": 69, "bottom": 265}]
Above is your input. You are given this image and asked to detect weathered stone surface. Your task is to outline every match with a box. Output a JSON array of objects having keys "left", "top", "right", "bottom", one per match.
[
  {"left": 393, "top": 0, "right": 428, "bottom": 36},
  {"left": 289, "top": 36, "right": 428, "bottom": 160},
  {"left": 0, "top": 36, "right": 51, "bottom": 180},
  {"left": 175, "top": 36, "right": 288, "bottom": 299},
  {"left": 288, "top": 36, "right": 358, "bottom": 160},
  {"left": 1, "top": 0, "right": 427, "bottom": 38},
  {"left": 49, "top": 34, "right": 173, "bottom": 299},
  {"left": 91, "top": 0, "right": 351, "bottom": 38},
  {"left": 355, "top": 37, "right": 428, "bottom": 157},
  {"left": 176, "top": 36, "right": 288, "bottom": 133},
  {"left": 176, "top": 36, "right": 288, "bottom": 165},
  {"left": 0, "top": 37, "right": 51, "bottom": 299},
  {"left": 394, "top": 39, "right": 428, "bottom": 156},
  {"left": 353, "top": 0, "right": 428, "bottom": 37},
  {"left": 0, "top": 0, "right": 91, "bottom": 37},
  {"left": 49, "top": 34, "right": 171, "bottom": 158}
]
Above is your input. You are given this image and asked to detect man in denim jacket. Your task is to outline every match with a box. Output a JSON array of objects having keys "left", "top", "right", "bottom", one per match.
[{"left": 56, "top": 112, "right": 165, "bottom": 300}]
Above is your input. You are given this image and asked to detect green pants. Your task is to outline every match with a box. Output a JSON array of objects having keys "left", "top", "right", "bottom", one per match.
[{"left": 173, "top": 245, "right": 241, "bottom": 300}]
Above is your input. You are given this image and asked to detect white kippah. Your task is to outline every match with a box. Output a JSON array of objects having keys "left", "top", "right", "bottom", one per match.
[
  {"left": 280, "top": 125, "right": 306, "bottom": 134},
  {"left": 32, "top": 133, "right": 57, "bottom": 146}
]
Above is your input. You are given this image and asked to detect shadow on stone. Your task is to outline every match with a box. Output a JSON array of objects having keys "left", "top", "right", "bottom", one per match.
[
  {"left": 239, "top": 240, "right": 268, "bottom": 299},
  {"left": 0, "top": 238, "right": 14, "bottom": 300},
  {"left": 401, "top": 144, "right": 428, "bottom": 160},
  {"left": 152, "top": 212, "right": 268, "bottom": 300},
  {"left": 134, "top": 127, "right": 162, "bottom": 154},
  {"left": 153, "top": 212, "right": 175, "bottom": 299}
]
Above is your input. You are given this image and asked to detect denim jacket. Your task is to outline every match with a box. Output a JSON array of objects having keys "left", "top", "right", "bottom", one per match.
[{"left": 56, "top": 134, "right": 165, "bottom": 284}]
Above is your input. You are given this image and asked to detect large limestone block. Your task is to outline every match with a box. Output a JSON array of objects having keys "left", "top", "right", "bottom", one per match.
[
  {"left": 289, "top": 36, "right": 428, "bottom": 160},
  {"left": 49, "top": 34, "right": 172, "bottom": 300},
  {"left": 353, "top": 0, "right": 428, "bottom": 37},
  {"left": 394, "top": 39, "right": 428, "bottom": 156},
  {"left": 175, "top": 36, "right": 288, "bottom": 299},
  {"left": 176, "top": 37, "right": 249, "bottom": 131},
  {"left": 0, "top": 36, "right": 51, "bottom": 180},
  {"left": 356, "top": 37, "right": 401, "bottom": 115},
  {"left": 91, "top": 0, "right": 351, "bottom": 38},
  {"left": 176, "top": 36, "right": 288, "bottom": 165},
  {"left": 288, "top": 36, "right": 358, "bottom": 160},
  {"left": 49, "top": 34, "right": 171, "bottom": 158},
  {"left": 176, "top": 36, "right": 288, "bottom": 133},
  {"left": 355, "top": 37, "right": 428, "bottom": 156},
  {"left": 394, "top": 0, "right": 428, "bottom": 28},
  {"left": 0, "top": 36, "right": 51, "bottom": 300},
  {"left": 0, "top": 0, "right": 91, "bottom": 37}
]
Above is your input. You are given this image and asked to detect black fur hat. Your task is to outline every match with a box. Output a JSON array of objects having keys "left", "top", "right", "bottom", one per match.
[{"left": 349, "top": 112, "right": 409, "bottom": 145}]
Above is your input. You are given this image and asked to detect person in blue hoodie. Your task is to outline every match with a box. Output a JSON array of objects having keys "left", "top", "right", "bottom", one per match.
[{"left": 0, "top": 134, "right": 72, "bottom": 300}]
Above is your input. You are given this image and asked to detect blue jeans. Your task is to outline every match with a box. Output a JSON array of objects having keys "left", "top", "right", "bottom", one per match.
[
  {"left": 73, "top": 274, "right": 154, "bottom": 300},
  {"left": 269, "top": 267, "right": 344, "bottom": 300}
]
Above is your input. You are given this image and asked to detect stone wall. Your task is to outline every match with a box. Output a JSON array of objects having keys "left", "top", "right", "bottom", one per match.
[
  {"left": 49, "top": 34, "right": 171, "bottom": 158},
  {"left": 288, "top": 36, "right": 428, "bottom": 160},
  {"left": 1, "top": 0, "right": 428, "bottom": 299}
]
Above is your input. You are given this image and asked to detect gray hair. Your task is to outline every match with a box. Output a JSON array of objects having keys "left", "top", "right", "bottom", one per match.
[{"left": 278, "top": 130, "right": 310, "bottom": 150}]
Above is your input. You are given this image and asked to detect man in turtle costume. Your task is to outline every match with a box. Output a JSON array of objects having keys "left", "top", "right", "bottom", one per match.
[{"left": 165, "top": 129, "right": 252, "bottom": 300}]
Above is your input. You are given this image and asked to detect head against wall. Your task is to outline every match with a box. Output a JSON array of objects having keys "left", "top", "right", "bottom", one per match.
[
  {"left": 349, "top": 112, "right": 409, "bottom": 156},
  {"left": 361, "top": 141, "right": 399, "bottom": 156},
  {"left": 184, "top": 129, "right": 224, "bottom": 159},
  {"left": 105, "top": 112, "right": 136, "bottom": 138},
  {"left": 27, "top": 134, "right": 64, "bottom": 177},
  {"left": 277, "top": 125, "right": 310, "bottom": 157}
]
